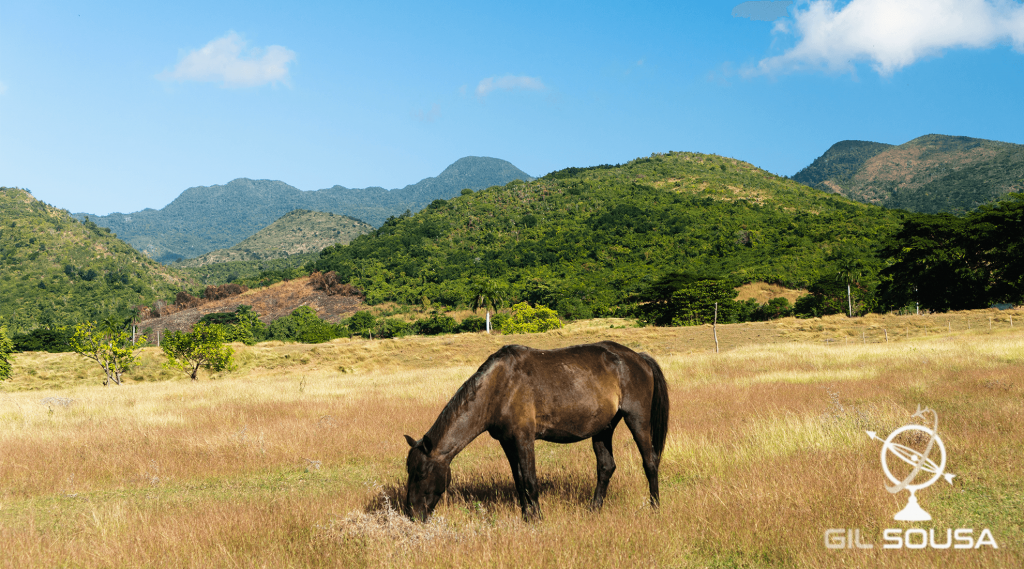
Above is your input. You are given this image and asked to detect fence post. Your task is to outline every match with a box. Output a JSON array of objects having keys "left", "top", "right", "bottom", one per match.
[{"left": 884, "top": 329, "right": 888, "bottom": 343}]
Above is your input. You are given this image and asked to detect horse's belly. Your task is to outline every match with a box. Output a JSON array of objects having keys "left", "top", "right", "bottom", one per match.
[
  {"left": 536, "top": 428, "right": 588, "bottom": 444},
  {"left": 534, "top": 397, "right": 619, "bottom": 441}
]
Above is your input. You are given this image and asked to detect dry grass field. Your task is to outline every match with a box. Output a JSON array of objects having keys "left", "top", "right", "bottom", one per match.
[{"left": 1, "top": 311, "right": 1022, "bottom": 567}]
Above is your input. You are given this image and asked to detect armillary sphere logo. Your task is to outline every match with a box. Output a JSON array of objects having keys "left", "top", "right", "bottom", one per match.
[{"left": 866, "top": 405, "right": 956, "bottom": 522}]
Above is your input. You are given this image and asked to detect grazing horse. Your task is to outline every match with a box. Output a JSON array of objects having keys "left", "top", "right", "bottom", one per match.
[{"left": 404, "top": 341, "right": 669, "bottom": 521}]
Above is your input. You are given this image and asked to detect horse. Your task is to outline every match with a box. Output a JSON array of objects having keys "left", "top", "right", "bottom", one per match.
[{"left": 404, "top": 340, "right": 669, "bottom": 521}]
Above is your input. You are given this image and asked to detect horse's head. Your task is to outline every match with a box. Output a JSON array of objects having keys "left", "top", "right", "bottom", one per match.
[{"left": 404, "top": 434, "right": 450, "bottom": 522}]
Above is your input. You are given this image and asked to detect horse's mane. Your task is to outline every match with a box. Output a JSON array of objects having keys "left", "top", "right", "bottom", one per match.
[{"left": 424, "top": 345, "right": 521, "bottom": 442}]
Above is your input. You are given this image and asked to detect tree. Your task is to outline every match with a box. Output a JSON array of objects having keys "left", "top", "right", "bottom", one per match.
[
  {"left": 162, "top": 323, "right": 234, "bottom": 381},
  {"left": 470, "top": 278, "right": 507, "bottom": 333},
  {"left": 347, "top": 311, "right": 376, "bottom": 338},
  {"left": 633, "top": 272, "right": 740, "bottom": 326},
  {"left": 830, "top": 247, "right": 867, "bottom": 317},
  {"left": 0, "top": 326, "right": 14, "bottom": 381},
  {"left": 67, "top": 321, "right": 144, "bottom": 385},
  {"left": 503, "top": 302, "right": 563, "bottom": 334}
]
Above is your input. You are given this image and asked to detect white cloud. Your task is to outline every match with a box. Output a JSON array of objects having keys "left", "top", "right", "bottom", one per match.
[
  {"left": 750, "top": 0, "right": 1024, "bottom": 76},
  {"left": 158, "top": 31, "right": 296, "bottom": 87},
  {"left": 476, "top": 75, "right": 546, "bottom": 96}
]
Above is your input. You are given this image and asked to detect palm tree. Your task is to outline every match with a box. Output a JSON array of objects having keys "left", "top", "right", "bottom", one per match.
[
  {"left": 833, "top": 254, "right": 864, "bottom": 318},
  {"left": 470, "top": 278, "right": 507, "bottom": 333}
]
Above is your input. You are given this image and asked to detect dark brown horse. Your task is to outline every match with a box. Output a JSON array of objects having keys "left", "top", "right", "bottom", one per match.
[{"left": 404, "top": 341, "right": 669, "bottom": 521}]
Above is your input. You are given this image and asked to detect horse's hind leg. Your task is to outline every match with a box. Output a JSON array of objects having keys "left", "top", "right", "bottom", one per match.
[
  {"left": 589, "top": 419, "right": 620, "bottom": 511},
  {"left": 624, "top": 414, "right": 661, "bottom": 508}
]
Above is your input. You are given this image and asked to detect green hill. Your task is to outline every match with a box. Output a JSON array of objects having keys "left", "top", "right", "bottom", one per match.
[
  {"left": 309, "top": 152, "right": 905, "bottom": 317},
  {"left": 0, "top": 187, "right": 185, "bottom": 334},
  {"left": 76, "top": 157, "right": 533, "bottom": 263},
  {"left": 173, "top": 210, "right": 373, "bottom": 268},
  {"left": 793, "top": 134, "right": 1024, "bottom": 214}
]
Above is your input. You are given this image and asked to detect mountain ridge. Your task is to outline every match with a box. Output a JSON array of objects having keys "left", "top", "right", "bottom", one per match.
[
  {"left": 75, "top": 156, "right": 533, "bottom": 263},
  {"left": 793, "top": 134, "right": 1024, "bottom": 214}
]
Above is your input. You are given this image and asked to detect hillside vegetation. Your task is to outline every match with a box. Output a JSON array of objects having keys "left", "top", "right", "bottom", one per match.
[
  {"left": 77, "top": 157, "right": 533, "bottom": 263},
  {"left": 310, "top": 152, "right": 905, "bottom": 317},
  {"left": 793, "top": 134, "right": 1024, "bottom": 214},
  {"left": 0, "top": 187, "right": 184, "bottom": 334},
  {"left": 174, "top": 210, "right": 372, "bottom": 268}
]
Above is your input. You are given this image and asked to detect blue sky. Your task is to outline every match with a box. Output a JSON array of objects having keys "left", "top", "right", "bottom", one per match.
[{"left": 2, "top": 0, "right": 1023, "bottom": 215}]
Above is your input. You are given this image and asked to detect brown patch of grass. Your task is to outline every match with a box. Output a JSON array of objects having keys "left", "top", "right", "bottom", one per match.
[{"left": 735, "top": 282, "right": 808, "bottom": 305}]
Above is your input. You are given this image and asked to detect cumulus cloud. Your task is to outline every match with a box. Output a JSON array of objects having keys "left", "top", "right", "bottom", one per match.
[
  {"left": 733, "top": 1, "right": 793, "bottom": 21},
  {"left": 751, "top": 0, "right": 1024, "bottom": 76},
  {"left": 476, "top": 75, "right": 546, "bottom": 96},
  {"left": 158, "top": 31, "right": 296, "bottom": 87}
]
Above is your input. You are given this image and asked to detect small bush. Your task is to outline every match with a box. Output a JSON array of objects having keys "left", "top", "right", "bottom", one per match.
[
  {"left": 268, "top": 306, "right": 340, "bottom": 344},
  {"left": 458, "top": 315, "right": 487, "bottom": 333},
  {"left": 503, "top": 303, "right": 563, "bottom": 334},
  {"left": 413, "top": 313, "right": 458, "bottom": 335},
  {"left": 374, "top": 318, "right": 412, "bottom": 339}
]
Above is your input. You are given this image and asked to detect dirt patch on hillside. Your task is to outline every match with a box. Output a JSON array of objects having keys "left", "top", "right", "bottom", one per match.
[{"left": 136, "top": 277, "right": 364, "bottom": 337}]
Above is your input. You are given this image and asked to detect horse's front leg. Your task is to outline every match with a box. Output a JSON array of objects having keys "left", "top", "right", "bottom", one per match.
[{"left": 500, "top": 434, "right": 541, "bottom": 521}]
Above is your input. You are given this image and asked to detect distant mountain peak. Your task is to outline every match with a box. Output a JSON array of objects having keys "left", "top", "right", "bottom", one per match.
[{"left": 793, "top": 134, "right": 1024, "bottom": 214}]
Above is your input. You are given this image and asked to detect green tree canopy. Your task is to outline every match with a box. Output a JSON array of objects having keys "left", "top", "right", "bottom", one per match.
[
  {"left": 67, "top": 321, "right": 144, "bottom": 385},
  {"left": 162, "top": 323, "right": 235, "bottom": 381}
]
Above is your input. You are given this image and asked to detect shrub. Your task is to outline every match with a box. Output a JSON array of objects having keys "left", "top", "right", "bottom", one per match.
[
  {"left": 374, "top": 318, "right": 412, "bottom": 339},
  {"left": 751, "top": 297, "right": 794, "bottom": 321},
  {"left": 458, "top": 315, "right": 487, "bottom": 333},
  {"left": 268, "top": 306, "right": 340, "bottom": 344},
  {"left": 413, "top": 312, "right": 459, "bottom": 335},
  {"left": 347, "top": 311, "right": 376, "bottom": 338},
  {"left": 11, "top": 327, "right": 71, "bottom": 353},
  {"left": 0, "top": 327, "right": 13, "bottom": 381},
  {"left": 554, "top": 297, "right": 593, "bottom": 321},
  {"left": 503, "top": 303, "right": 563, "bottom": 334}
]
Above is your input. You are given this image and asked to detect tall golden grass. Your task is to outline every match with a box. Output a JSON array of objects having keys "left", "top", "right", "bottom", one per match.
[{"left": 1, "top": 312, "right": 1021, "bottom": 567}]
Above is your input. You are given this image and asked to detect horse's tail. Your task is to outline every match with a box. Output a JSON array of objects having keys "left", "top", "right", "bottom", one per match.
[{"left": 640, "top": 353, "right": 669, "bottom": 460}]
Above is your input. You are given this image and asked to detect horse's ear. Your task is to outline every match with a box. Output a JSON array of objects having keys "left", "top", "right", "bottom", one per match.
[
  {"left": 422, "top": 435, "right": 434, "bottom": 454},
  {"left": 404, "top": 434, "right": 418, "bottom": 448}
]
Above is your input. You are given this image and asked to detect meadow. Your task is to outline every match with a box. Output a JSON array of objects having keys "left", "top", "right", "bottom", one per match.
[{"left": 1, "top": 311, "right": 1021, "bottom": 567}]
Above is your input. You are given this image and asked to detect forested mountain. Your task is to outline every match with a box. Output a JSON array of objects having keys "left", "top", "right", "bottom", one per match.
[
  {"left": 309, "top": 152, "right": 906, "bottom": 318},
  {"left": 793, "top": 134, "right": 1024, "bottom": 214},
  {"left": 173, "top": 210, "right": 372, "bottom": 267},
  {"left": 76, "top": 157, "right": 532, "bottom": 263},
  {"left": 0, "top": 187, "right": 184, "bottom": 334}
]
